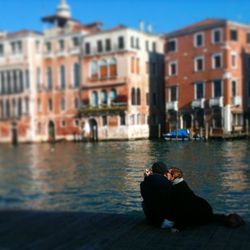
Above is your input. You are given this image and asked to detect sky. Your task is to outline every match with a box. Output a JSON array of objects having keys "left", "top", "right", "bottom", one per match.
[{"left": 0, "top": 0, "right": 250, "bottom": 34}]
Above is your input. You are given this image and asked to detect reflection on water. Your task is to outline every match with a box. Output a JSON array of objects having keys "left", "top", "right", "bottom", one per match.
[{"left": 0, "top": 140, "right": 249, "bottom": 220}]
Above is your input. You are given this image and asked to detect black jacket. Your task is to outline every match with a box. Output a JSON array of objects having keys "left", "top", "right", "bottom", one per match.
[
  {"left": 170, "top": 180, "right": 213, "bottom": 230},
  {"left": 140, "top": 174, "right": 172, "bottom": 226}
]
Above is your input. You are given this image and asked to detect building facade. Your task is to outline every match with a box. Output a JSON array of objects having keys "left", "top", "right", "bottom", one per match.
[
  {"left": 164, "top": 19, "right": 250, "bottom": 137},
  {"left": 0, "top": 0, "right": 165, "bottom": 143}
]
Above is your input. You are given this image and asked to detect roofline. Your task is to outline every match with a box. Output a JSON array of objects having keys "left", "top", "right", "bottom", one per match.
[{"left": 165, "top": 19, "right": 250, "bottom": 39}]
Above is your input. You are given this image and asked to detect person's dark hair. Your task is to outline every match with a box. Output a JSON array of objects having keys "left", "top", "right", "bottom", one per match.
[{"left": 151, "top": 161, "right": 168, "bottom": 175}]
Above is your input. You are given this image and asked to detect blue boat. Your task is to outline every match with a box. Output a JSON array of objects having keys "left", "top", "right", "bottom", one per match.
[
  {"left": 163, "top": 129, "right": 190, "bottom": 141},
  {"left": 163, "top": 129, "right": 204, "bottom": 141}
]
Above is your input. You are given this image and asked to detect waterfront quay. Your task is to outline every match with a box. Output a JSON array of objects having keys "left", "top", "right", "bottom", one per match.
[{"left": 0, "top": 210, "right": 249, "bottom": 250}]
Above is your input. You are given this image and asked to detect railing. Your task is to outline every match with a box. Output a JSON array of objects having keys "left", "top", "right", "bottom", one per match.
[
  {"left": 77, "top": 102, "right": 128, "bottom": 116},
  {"left": 191, "top": 98, "right": 205, "bottom": 109},
  {"left": 166, "top": 101, "right": 178, "bottom": 111},
  {"left": 209, "top": 96, "right": 223, "bottom": 107}
]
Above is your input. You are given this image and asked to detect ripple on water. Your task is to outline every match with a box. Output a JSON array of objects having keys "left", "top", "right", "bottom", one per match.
[{"left": 0, "top": 141, "right": 249, "bottom": 220}]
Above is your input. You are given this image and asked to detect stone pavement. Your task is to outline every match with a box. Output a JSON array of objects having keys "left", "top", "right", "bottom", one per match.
[{"left": 0, "top": 210, "right": 249, "bottom": 250}]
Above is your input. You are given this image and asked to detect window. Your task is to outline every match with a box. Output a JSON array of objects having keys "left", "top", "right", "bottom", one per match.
[
  {"left": 11, "top": 42, "right": 16, "bottom": 54},
  {"left": 145, "top": 41, "right": 149, "bottom": 51},
  {"left": 195, "top": 82, "right": 204, "bottom": 99},
  {"left": 166, "top": 39, "right": 176, "bottom": 52},
  {"left": 194, "top": 33, "right": 204, "bottom": 47},
  {"left": 105, "top": 39, "right": 111, "bottom": 51},
  {"left": 91, "top": 91, "right": 99, "bottom": 107},
  {"left": 60, "top": 65, "right": 66, "bottom": 89},
  {"left": 36, "top": 67, "right": 41, "bottom": 89},
  {"left": 213, "top": 80, "right": 222, "bottom": 97},
  {"left": 99, "top": 60, "right": 108, "bottom": 79},
  {"left": 97, "top": 40, "right": 103, "bottom": 53},
  {"left": 46, "top": 42, "right": 51, "bottom": 52},
  {"left": 17, "top": 41, "right": 22, "bottom": 54},
  {"left": 85, "top": 42, "right": 91, "bottom": 54},
  {"left": 194, "top": 56, "right": 204, "bottom": 72},
  {"left": 136, "top": 38, "right": 140, "bottom": 49},
  {"left": 0, "top": 44, "right": 4, "bottom": 56},
  {"left": 61, "top": 120, "right": 66, "bottom": 127},
  {"left": 230, "top": 30, "right": 238, "bottom": 41},
  {"left": 37, "top": 98, "right": 42, "bottom": 112},
  {"left": 170, "top": 86, "right": 178, "bottom": 101},
  {"left": 90, "top": 61, "right": 98, "bottom": 79},
  {"left": 231, "top": 52, "right": 237, "bottom": 68},
  {"left": 109, "top": 58, "right": 117, "bottom": 77},
  {"left": 102, "top": 116, "right": 107, "bottom": 126},
  {"left": 48, "top": 98, "right": 53, "bottom": 112},
  {"left": 131, "top": 36, "right": 134, "bottom": 48},
  {"left": 58, "top": 40, "right": 64, "bottom": 51},
  {"left": 72, "top": 37, "right": 79, "bottom": 47},
  {"left": 169, "top": 61, "right": 177, "bottom": 76},
  {"left": 25, "top": 70, "right": 30, "bottom": 89},
  {"left": 131, "top": 88, "right": 136, "bottom": 105},
  {"left": 61, "top": 97, "right": 66, "bottom": 111},
  {"left": 118, "top": 36, "right": 124, "bottom": 49},
  {"left": 101, "top": 90, "right": 108, "bottom": 105},
  {"left": 131, "top": 57, "right": 135, "bottom": 73},
  {"left": 73, "top": 63, "right": 80, "bottom": 87},
  {"left": 109, "top": 89, "right": 117, "bottom": 103},
  {"left": 74, "top": 119, "right": 79, "bottom": 127},
  {"left": 152, "top": 42, "right": 156, "bottom": 52},
  {"left": 47, "top": 67, "right": 52, "bottom": 90},
  {"left": 137, "top": 88, "right": 141, "bottom": 105},
  {"left": 120, "top": 113, "right": 126, "bottom": 125},
  {"left": 74, "top": 97, "right": 80, "bottom": 109},
  {"left": 247, "top": 33, "right": 250, "bottom": 44},
  {"left": 35, "top": 41, "right": 40, "bottom": 53},
  {"left": 212, "top": 53, "right": 222, "bottom": 69},
  {"left": 136, "top": 58, "right": 140, "bottom": 74},
  {"left": 212, "top": 29, "right": 222, "bottom": 43},
  {"left": 232, "top": 80, "right": 237, "bottom": 97}
]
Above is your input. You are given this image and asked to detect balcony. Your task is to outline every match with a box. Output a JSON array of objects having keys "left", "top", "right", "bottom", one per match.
[
  {"left": 56, "top": 50, "right": 67, "bottom": 57},
  {"left": 232, "top": 96, "right": 242, "bottom": 106},
  {"left": 166, "top": 101, "right": 178, "bottom": 111},
  {"left": 77, "top": 102, "right": 128, "bottom": 117},
  {"left": 192, "top": 98, "right": 205, "bottom": 109},
  {"left": 83, "top": 76, "right": 127, "bottom": 89},
  {"left": 209, "top": 96, "right": 223, "bottom": 107}
]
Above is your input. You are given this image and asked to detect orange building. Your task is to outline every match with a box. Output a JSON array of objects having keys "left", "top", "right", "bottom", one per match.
[{"left": 164, "top": 19, "right": 250, "bottom": 137}]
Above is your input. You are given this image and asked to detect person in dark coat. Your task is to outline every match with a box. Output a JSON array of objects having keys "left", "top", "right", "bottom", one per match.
[
  {"left": 140, "top": 161, "right": 173, "bottom": 227},
  {"left": 166, "top": 167, "right": 245, "bottom": 231}
]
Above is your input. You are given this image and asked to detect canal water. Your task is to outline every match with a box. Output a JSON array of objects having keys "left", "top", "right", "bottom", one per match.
[{"left": 0, "top": 140, "right": 249, "bottom": 221}]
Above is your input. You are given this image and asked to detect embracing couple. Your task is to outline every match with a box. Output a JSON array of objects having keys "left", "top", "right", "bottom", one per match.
[{"left": 140, "top": 161, "right": 245, "bottom": 232}]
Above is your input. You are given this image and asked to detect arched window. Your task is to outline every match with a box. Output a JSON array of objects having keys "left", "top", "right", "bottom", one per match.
[
  {"left": 109, "top": 89, "right": 117, "bottom": 104},
  {"left": 73, "top": 63, "right": 80, "bottom": 87},
  {"left": 131, "top": 87, "right": 136, "bottom": 105},
  {"left": 25, "top": 97, "right": 29, "bottom": 114},
  {"left": 136, "top": 58, "right": 140, "bottom": 74},
  {"left": 61, "top": 97, "right": 66, "bottom": 111},
  {"left": 100, "top": 59, "right": 108, "bottom": 79},
  {"left": 136, "top": 88, "right": 141, "bottom": 105},
  {"left": 101, "top": 90, "right": 108, "bottom": 105},
  {"left": 90, "top": 61, "right": 98, "bottom": 80},
  {"left": 60, "top": 65, "right": 66, "bottom": 89},
  {"left": 109, "top": 58, "right": 117, "bottom": 78},
  {"left": 47, "top": 67, "right": 52, "bottom": 90},
  {"left": 91, "top": 91, "right": 99, "bottom": 107}
]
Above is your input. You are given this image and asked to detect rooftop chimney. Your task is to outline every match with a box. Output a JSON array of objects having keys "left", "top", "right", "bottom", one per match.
[
  {"left": 139, "top": 20, "right": 145, "bottom": 32},
  {"left": 147, "top": 24, "right": 153, "bottom": 33}
]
